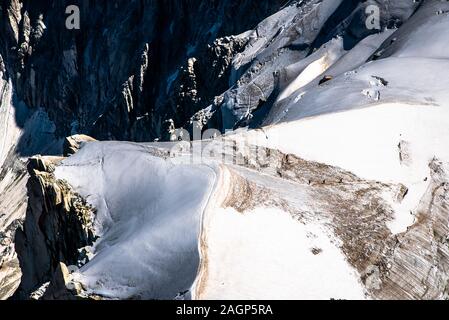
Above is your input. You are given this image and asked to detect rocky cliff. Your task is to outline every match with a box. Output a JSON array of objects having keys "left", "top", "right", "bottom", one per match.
[
  {"left": 0, "top": 0, "right": 287, "bottom": 142},
  {"left": 13, "top": 155, "right": 95, "bottom": 299},
  {"left": 0, "top": 0, "right": 422, "bottom": 142}
]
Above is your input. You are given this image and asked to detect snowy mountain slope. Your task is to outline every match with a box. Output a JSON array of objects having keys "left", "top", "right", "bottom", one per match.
[
  {"left": 192, "top": 1, "right": 449, "bottom": 299},
  {"left": 372, "top": 0, "right": 449, "bottom": 60},
  {"left": 265, "top": 1, "right": 449, "bottom": 127},
  {"left": 36, "top": 128, "right": 448, "bottom": 300},
  {"left": 236, "top": 0, "right": 449, "bottom": 235},
  {"left": 274, "top": 29, "right": 396, "bottom": 104},
  {"left": 216, "top": 0, "right": 346, "bottom": 129},
  {"left": 2, "top": 0, "right": 449, "bottom": 301},
  {"left": 50, "top": 140, "right": 373, "bottom": 300},
  {"left": 54, "top": 142, "right": 216, "bottom": 299},
  {"left": 193, "top": 163, "right": 368, "bottom": 300},
  {"left": 193, "top": 0, "right": 420, "bottom": 131}
]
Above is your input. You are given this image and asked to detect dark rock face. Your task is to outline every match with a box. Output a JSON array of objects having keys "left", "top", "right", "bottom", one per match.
[
  {"left": 0, "top": 0, "right": 285, "bottom": 142},
  {"left": 0, "top": 0, "right": 422, "bottom": 143},
  {"left": 0, "top": 4, "right": 422, "bottom": 183}
]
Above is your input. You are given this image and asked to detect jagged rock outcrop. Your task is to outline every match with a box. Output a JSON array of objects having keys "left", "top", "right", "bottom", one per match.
[
  {"left": 0, "top": 63, "right": 62, "bottom": 299},
  {"left": 12, "top": 155, "right": 95, "bottom": 299},
  {"left": 40, "top": 262, "right": 85, "bottom": 300},
  {"left": 63, "top": 134, "right": 96, "bottom": 157},
  {"left": 373, "top": 160, "right": 449, "bottom": 300},
  {"left": 0, "top": 153, "right": 27, "bottom": 299}
]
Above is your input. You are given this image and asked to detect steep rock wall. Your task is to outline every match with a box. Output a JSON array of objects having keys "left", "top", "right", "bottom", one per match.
[{"left": 0, "top": 0, "right": 286, "bottom": 142}]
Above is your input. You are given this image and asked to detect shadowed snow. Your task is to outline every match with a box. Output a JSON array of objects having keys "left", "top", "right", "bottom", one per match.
[{"left": 55, "top": 142, "right": 216, "bottom": 299}]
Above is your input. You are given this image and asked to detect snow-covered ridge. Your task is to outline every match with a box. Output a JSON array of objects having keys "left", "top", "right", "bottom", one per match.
[
  {"left": 53, "top": 140, "right": 371, "bottom": 300},
  {"left": 219, "top": 0, "right": 449, "bottom": 237},
  {"left": 54, "top": 142, "right": 216, "bottom": 299},
  {"left": 48, "top": 123, "right": 449, "bottom": 300}
]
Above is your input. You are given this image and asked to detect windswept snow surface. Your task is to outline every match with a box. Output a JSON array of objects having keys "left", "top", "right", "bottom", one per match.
[
  {"left": 55, "top": 142, "right": 216, "bottom": 299},
  {"left": 195, "top": 206, "right": 365, "bottom": 300},
  {"left": 241, "top": 102, "right": 449, "bottom": 234},
  {"left": 55, "top": 142, "right": 368, "bottom": 300},
  {"left": 276, "top": 37, "right": 346, "bottom": 102}
]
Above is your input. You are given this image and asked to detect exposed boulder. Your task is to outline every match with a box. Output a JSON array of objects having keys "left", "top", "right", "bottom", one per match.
[
  {"left": 63, "top": 134, "right": 96, "bottom": 157},
  {"left": 41, "top": 262, "right": 84, "bottom": 300}
]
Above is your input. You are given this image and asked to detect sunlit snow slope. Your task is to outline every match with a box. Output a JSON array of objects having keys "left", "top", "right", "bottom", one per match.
[
  {"left": 247, "top": 0, "right": 449, "bottom": 235},
  {"left": 54, "top": 140, "right": 370, "bottom": 300}
]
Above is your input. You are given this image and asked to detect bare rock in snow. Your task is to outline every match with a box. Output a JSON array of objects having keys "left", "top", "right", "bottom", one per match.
[{"left": 63, "top": 135, "right": 96, "bottom": 157}]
